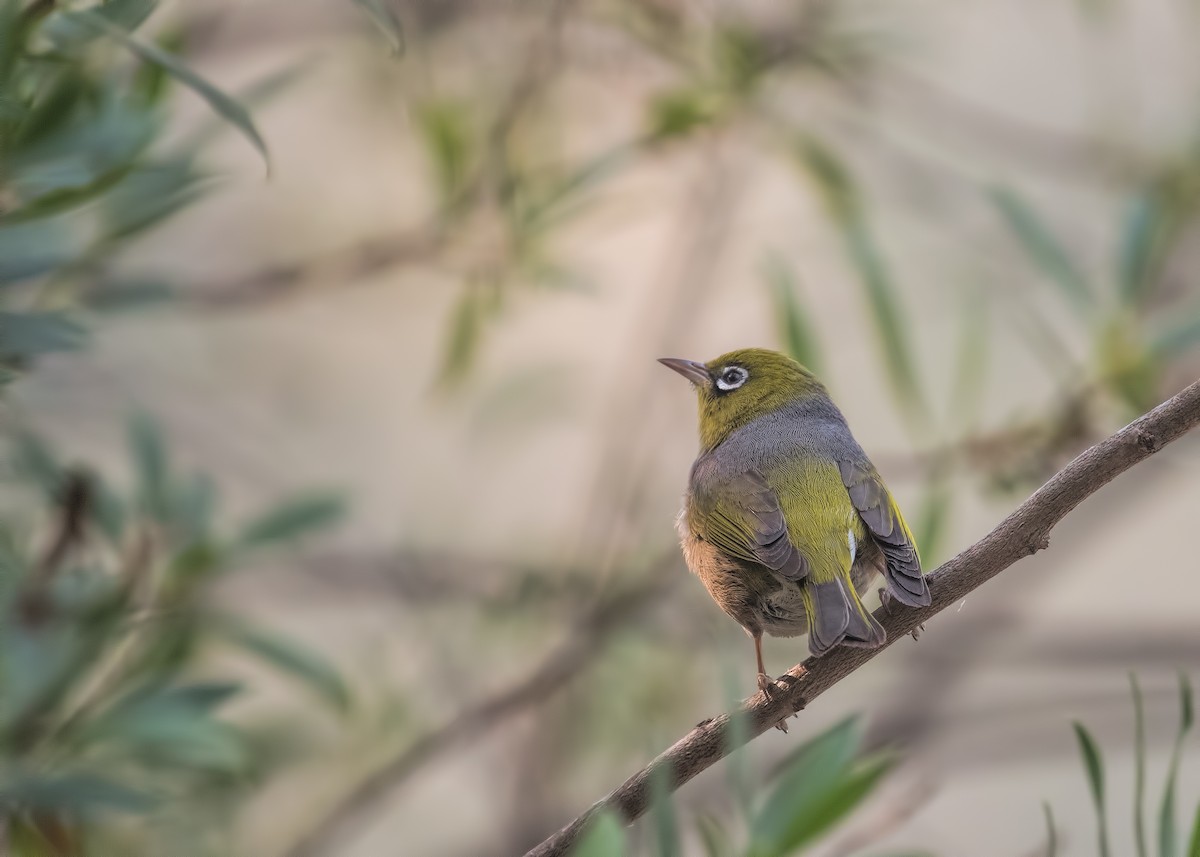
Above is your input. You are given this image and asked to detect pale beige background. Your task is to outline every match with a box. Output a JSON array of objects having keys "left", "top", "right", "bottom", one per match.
[{"left": 15, "top": 1, "right": 1200, "bottom": 855}]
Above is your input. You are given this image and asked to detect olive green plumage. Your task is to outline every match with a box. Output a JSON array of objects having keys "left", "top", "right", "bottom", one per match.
[{"left": 660, "top": 348, "right": 930, "bottom": 694}]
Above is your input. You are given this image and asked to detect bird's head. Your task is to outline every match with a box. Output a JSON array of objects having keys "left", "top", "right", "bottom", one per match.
[{"left": 659, "top": 348, "right": 828, "bottom": 451}]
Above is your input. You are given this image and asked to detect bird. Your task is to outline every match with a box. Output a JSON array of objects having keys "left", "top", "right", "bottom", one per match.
[{"left": 660, "top": 348, "right": 930, "bottom": 698}]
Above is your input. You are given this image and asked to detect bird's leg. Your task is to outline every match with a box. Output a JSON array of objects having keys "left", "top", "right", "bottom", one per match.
[
  {"left": 752, "top": 632, "right": 791, "bottom": 733},
  {"left": 754, "top": 632, "right": 773, "bottom": 695},
  {"left": 878, "top": 587, "right": 925, "bottom": 641}
]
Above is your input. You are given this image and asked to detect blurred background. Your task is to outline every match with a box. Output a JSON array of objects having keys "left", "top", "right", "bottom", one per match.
[{"left": 2, "top": 0, "right": 1200, "bottom": 855}]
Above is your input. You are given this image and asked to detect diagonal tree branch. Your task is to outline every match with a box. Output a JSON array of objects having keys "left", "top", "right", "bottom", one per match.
[
  {"left": 525, "top": 377, "right": 1200, "bottom": 857},
  {"left": 281, "top": 571, "right": 676, "bottom": 857}
]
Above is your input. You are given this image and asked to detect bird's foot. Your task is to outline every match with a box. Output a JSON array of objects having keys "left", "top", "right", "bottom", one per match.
[
  {"left": 757, "top": 672, "right": 791, "bottom": 733},
  {"left": 757, "top": 671, "right": 777, "bottom": 696},
  {"left": 879, "top": 588, "right": 925, "bottom": 641}
]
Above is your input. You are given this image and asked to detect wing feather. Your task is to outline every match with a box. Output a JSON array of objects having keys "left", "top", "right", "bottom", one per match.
[
  {"left": 838, "top": 459, "right": 930, "bottom": 606},
  {"left": 691, "top": 469, "right": 808, "bottom": 580}
]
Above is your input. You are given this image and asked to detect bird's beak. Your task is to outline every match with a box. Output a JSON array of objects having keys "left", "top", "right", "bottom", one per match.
[{"left": 658, "top": 357, "right": 711, "bottom": 387}]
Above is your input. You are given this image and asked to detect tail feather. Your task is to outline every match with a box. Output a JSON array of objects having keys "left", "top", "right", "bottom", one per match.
[{"left": 806, "top": 577, "right": 886, "bottom": 656}]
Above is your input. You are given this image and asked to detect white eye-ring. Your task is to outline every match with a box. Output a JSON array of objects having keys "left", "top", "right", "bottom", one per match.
[{"left": 715, "top": 365, "right": 748, "bottom": 391}]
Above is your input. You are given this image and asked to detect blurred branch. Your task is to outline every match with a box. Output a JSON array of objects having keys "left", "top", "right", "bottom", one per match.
[
  {"left": 188, "top": 224, "right": 444, "bottom": 308},
  {"left": 524, "top": 376, "right": 1200, "bottom": 857},
  {"left": 877, "top": 64, "right": 1153, "bottom": 185},
  {"left": 281, "top": 566, "right": 677, "bottom": 857}
]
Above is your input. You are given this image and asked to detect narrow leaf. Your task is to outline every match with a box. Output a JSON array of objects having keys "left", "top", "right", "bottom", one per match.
[
  {"left": 753, "top": 716, "right": 862, "bottom": 853},
  {"left": 912, "top": 477, "right": 951, "bottom": 566},
  {"left": 353, "top": 0, "right": 405, "bottom": 56},
  {"left": 763, "top": 253, "right": 823, "bottom": 374},
  {"left": 1150, "top": 312, "right": 1200, "bottom": 359},
  {"left": 1187, "top": 802, "right": 1200, "bottom": 857},
  {"left": 215, "top": 619, "right": 349, "bottom": 711},
  {"left": 1133, "top": 674, "right": 1149, "bottom": 857},
  {"left": 1074, "top": 722, "right": 1111, "bottom": 857},
  {"left": 648, "top": 763, "right": 680, "bottom": 857},
  {"left": 990, "top": 186, "right": 1092, "bottom": 312},
  {"left": 0, "top": 312, "right": 86, "bottom": 357},
  {"left": 760, "top": 753, "right": 895, "bottom": 856},
  {"left": 842, "top": 219, "right": 926, "bottom": 420},
  {"left": 695, "top": 813, "right": 732, "bottom": 857},
  {"left": 65, "top": 10, "right": 268, "bottom": 167},
  {"left": 234, "top": 494, "right": 344, "bottom": 549},
  {"left": 127, "top": 410, "right": 168, "bottom": 520},
  {"left": 571, "top": 811, "right": 626, "bottom": 857},
  {"left": 0, "top": 773, "right": 154, "bottom": 814},
  {"left": 0, "top": 221, "right": 75, "bottom": 285},
  {"left": 1118, "top": 192, "right": 1166, "bottom": 305},
  {"left": 1159, "top": 673, "right": 1195, "bottom": 857},
  {"left": 949, "top": 287, "right": 990, "bottom": 427},
  {"left": 1044, "top": 801, "right": 1058, "bottom": 857}
]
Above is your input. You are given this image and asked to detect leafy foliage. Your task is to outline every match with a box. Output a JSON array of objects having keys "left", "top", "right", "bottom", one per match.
[
  {"left": 0, "top": 0, "right": 264, "bottom": 385},
  {"left": 570, "top": 716, "right": 905, "bottom": 857},
  {"left": 1048, "top": 673, "right": 1198, "bottom": 857},
  {"left": 0, "top": 415, "right": 348, "bottom": 852}
]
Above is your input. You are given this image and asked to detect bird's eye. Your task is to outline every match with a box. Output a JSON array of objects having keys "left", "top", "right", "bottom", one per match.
[{"left": 715, "top": 366, "right": 748, "bottom": 391}]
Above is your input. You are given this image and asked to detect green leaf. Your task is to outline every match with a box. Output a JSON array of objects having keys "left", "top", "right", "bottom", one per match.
[
  {"left": 752, "top": 715, "right": 862, "bottom": 854},
  {"left": 1133, "top": 674, "right": 1149, "bottom": 857},
  {"left": 215, "top": 619, "right": 349, "bottom": 711},
  {"left": 913, "top": 478, "right": 951, "bottom": 566},
  {"left": 98, "top": 159, "right": 211, "bottom": 243},
  {"left": 795, "top": 135, "right": 857, "bottom": 222},
  {"left": 948, "top": 287, "right": 989, "bottom": 427},
  {"left": 1044, "top": 801, "right": 1059, "bottom": 857},
  {"left": 353, "top": 0, "right": 405, "bottom": 56},
  {"left": 3, "top": 163, "right": 134, "bottom": 223},
  {"left": 181, "top": 60, "right": 313, "bottom": 155},
  {"left": 64, "top": 10, "right": 268, "bottom": 168},
  {"left": 10, "top": 430, "right": 63, "bottom": 498},
  {"left": 695, "top": 813, "right": 733, "bottom": 857},
  {"left": 234, "top": 493, "right": 344, "bottom": 549},
  {"left": 794, "top": 139, "right": 923, "bottom": 418},
  {"left": 82, "top": 684, "right": 248, "bottom": 774},
  {"left": 649, "top": 763, "right": 680, "bottom": 857},
  {"left": 97, "top": 0, "right": 160, "bottom": 31},
  {"left": 757, "top": 753, "right": 895, "bottom": 857},
  {"left": 88, "top": 473, "right": 127, "bottom": 544},
  {"left": 0, "top": 311, "right": 87, "bottom": 357},
  {"left": 989, "top": 186, "right": 1092, "bottom": 313},
  {"left": 0, "top": 773, "right": 154, "bottom": 814},
  {"left": 10, "top": 66, "right": 90, "bottom": 150},
  {"left": 842, "top": 219, "right": 925, "bottom": 420},
  {"left": 1149, "top": 311, "right": 1200, "bottom": 359},
  {"left": 1187, "top": 802, "right": 1200, "bottom": 857},
  {"left": 127, "top": 410, "right": 168, "bottom": 520},
  {"left": 763, "top": 253, "right": 823, "bottom": 374},
  {"left": 1074, "top": 722, "right": 1111, "bottom": 857},
  {"left": 648, "top": 88, "right": 718, "bottom": 140},
  {"left": 1159, "top": 673, "right": 1195, "bottom": 857},
  {"left": 1118, "top": 192, "right": 1166, "bottom": 305},
  {"left": 571, "top": 811, "right": 626, "bottom": 857},
  {"left": 170, "top": 472, "right": 215, "bottom": 541},
  {"left": 85, "top": 278, "right": 175, "bottom": 313},
  {"left": 440, "top": 287, "right": 485, "bottom": 384},
  {"left": 0, "top": 221, "right": 75, "bottom": 285},
  {"left": 42, "top": 0, "right": 159, "bottom": 47},
  {"left": 717, "top": 651, "right": 753, "bottom": 823},
  {"left": 416, "top": 100, "right": 474, "bottom": 208}
]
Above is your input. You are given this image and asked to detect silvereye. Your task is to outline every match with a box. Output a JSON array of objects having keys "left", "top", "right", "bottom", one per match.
[{"left": 660, "top": 348, "right": 930, "bottom": 695}]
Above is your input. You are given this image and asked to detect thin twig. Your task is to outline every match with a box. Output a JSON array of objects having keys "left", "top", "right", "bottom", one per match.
[
  {"left": 524, "top": 377, "right": 1200, "bottom": 857},
  {"left": 281, "top": 571, "right": 676, "bottom": 857}
]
